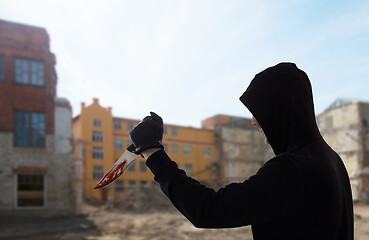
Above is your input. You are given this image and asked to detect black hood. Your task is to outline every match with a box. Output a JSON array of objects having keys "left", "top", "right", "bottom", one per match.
[{"left": 240, "top": 62, "right": 321, "bottom": 156}]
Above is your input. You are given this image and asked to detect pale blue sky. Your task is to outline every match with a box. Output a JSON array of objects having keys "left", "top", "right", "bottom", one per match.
[{"left": 1, "top": 0, "right": 368, "bottom": 127}]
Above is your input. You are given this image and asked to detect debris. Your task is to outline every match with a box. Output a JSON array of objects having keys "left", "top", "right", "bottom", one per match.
[{"left": 103, "top": 185, "right": 177, "bottom": 213}]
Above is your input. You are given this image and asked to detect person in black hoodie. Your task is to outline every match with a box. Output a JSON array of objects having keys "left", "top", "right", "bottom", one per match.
[{"left": 129, "top": 62, "right": 354, "bottom": 240}]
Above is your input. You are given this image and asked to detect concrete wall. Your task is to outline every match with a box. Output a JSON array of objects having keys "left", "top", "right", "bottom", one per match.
[
  {"left": 220, "top": 126, "right": 273, "bottom": 184},
  {"left": 55, "top": 97, "right": 73, "bottom": 154}
]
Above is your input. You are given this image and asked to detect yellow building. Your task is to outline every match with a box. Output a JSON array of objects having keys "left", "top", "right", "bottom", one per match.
[{"left": 73, "top": 98, "right": 216, "bottom": 201}]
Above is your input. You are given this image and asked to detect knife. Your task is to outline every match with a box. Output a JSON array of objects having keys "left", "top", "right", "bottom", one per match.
[{"left": 94, "top": 144, "right": 137, "bottom": 189}]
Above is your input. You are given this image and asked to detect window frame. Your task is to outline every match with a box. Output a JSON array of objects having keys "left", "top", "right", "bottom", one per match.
[
  {"left": 92, "top": 131, "right": 104, "bottom": 142},
  {"left": 92, "top": 146, "right": 104, "bottom": 160},
  {"left": 128, "top": 180, "right": 136, "bottom": 189},
  {"left": 115, "top": 180, "right": 124, "bottom": 192},
  {"left": 93, "top": 119, "right": 102, "bottom": 127},
  {"left": 204, "top": 147, "right": 212, "bottom": 158},
  {"left": 139, "top": 161, "right": 147, "bottom": 172},
  {"left": 114, "top": 120, "right": 122, "bottom": 130},
  {"left": 184, "top": 145, "right": 192, "bottom": 156},
  {"left": 127, "top": 122, "right": 134, "bottom": 131},
  {"left": 184, "top": 164, "right": 193, "bottom": 175},
  {"left": 93, "top": 165, "right": 104, "bottom": 180},
  {"left": 14, "top": 111, "right": 46, "bottom": 147},
  {"left": 115, "top": 139, "right": 123, "bottom": 150},
  {"left": 16, "top": 174, "right": 46, "bottom": 209},
  {"left": 172, "top": 144, "right": 179, "bottom": 155},
  {"left": 171, "top": 127, "right": 178, "bottom": 136},
  {"left": 14, "top": 58, "right": 45, "bottom": 86},
  {"left": 128, "top": 161, "right": 136, "bottom": 172}
]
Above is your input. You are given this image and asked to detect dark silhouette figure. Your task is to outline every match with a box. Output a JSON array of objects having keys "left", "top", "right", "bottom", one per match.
[{"left": 129, "top": 63, "right": 354, "bottom": 240}]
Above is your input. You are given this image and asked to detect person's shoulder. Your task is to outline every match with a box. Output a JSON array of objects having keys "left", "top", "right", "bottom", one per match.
[{"left": 257, "top": 153, "right": 308, "bottom": 180}]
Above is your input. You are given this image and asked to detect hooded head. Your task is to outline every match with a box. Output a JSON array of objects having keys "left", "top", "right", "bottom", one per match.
[{"left": 240, "top": 62, "right": 321, "bottom": 156}]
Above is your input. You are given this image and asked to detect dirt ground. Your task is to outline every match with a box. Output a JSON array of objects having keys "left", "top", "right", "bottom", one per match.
[{"left": 1, "top": 202, "right": 368, "bottom": 239}]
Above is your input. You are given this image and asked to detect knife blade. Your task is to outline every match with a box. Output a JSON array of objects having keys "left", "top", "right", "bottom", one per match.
[{"left": 94, "top": 144, "right": 137, "bottom": 189}]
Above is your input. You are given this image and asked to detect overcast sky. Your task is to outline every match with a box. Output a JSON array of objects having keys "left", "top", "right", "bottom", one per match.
[{"left": 0, "top": 0, "right": 368, "bottom": 127}]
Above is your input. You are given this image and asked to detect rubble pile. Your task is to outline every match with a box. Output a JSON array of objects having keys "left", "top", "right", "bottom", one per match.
[{"left": 104, "top": 185, "right": 177, "bottom": 213}]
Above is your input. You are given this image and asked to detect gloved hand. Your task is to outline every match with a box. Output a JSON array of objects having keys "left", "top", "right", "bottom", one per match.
[{"left": 129, "top": 112, "right": 164, "bottom": 155}]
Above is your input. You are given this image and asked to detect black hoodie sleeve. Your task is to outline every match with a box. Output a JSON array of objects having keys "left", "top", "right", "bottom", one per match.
[{"left": 146, "top": 150, "right": 302, "bottom": 228}]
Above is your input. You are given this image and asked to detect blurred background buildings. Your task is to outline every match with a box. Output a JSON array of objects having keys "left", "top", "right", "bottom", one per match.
[
  {"left": 0, "top": 20, "right": 79, "bottom": 215},
  {"left": 0, "top": 19, "right": 368, "bottom": 216}
]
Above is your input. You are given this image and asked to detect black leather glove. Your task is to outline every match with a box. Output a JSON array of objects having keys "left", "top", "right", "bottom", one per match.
[{"left": 129, "top": 112, "right": 164, "bottom": 155}]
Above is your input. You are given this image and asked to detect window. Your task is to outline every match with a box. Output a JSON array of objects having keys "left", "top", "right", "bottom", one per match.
[
  {"left": 115, "top": 180, "right": 124, "bottom": 191},
  {"left": 128, "top": 161, "right": 136, "bottom": 171},
  {"left": 184, "top": 164, "right": 193, "bottom": 175},
  {"left": 140, "top": 161, "right": 146, "bottom": 172},
  {"left": 172, "top": 144, "right": 179, "bottom": 155},
  {"left": 163, "top": 126, "right": 167, "bottom": 135},
  {"left": 127, "top": 122, "right": 134, "bottom": 131},
  {"left": 115, "top": 139, "right": 123, "bottom": 150},
  {"left": 93, "top": 165, "right": 104, "bottom": 180},
  {"left": 114, "top": 120, "right": 122, "bottom": 130},
  {"left": 184, "top": 145, "right": 192, "bottom": 156},
  {"left": 171, "top": 127, "right": 178, "bottom": 136},
  {"left": 0, "top": 55, "right": 4, "bottom": 81},
  {"left": 92, "top": 147, "right": 104, "bottom": 159},
  {"left": 15, "top": 111, "right": 45, "bottom": 147},
  {"left": 140, "top": 180, "right": 147, "bottom": 186},
  {"left": 17, "top": 174, "right": 44, "bottom": 207},
  {"left": 14, "top": 58, "right": 44, "bottom": 86},
  {"left": 128, "top": 180, "right": 136, "bottom": 188},
  {"left": 93, "top": 119, "right": 102, "bottom": 127},
  {"left": 204, "top": 147, "right": 212, "bottom": 158},
  {"left": 92, "top": 131, "right": 103, "bottom": 142}
]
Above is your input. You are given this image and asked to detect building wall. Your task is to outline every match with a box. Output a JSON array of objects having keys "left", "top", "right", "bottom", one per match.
[
  {"left": 359, "top": 102, "right": 369, "bottom": 202},
  {"left": 0, "top": 20, "right": 56, "bottom": 133},
  {"left": 0, "top": 20, "right": 76, "bottom": 214},
  {"left": 221, "top": 127, "right": 273, "bottom": 183},
  {"left": 0, "top": 133, "right": 76, "bottom": 213},
  {"left": 75, "top": 98, "right": 115, "bottom": 200}
]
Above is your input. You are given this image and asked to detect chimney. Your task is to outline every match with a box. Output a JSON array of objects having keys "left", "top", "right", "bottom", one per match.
[{"left": 93, "top": 98, "right": 99, "bottom": 105}]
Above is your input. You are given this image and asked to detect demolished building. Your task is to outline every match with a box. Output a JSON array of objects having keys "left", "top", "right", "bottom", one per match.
[{"left": 202, "top": 114, "right": 274, "bottom": 185}]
